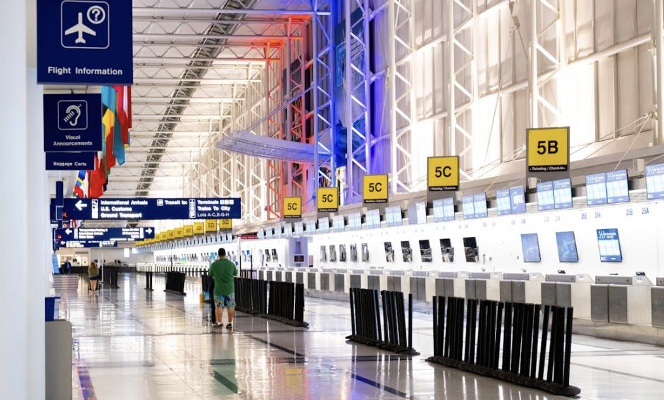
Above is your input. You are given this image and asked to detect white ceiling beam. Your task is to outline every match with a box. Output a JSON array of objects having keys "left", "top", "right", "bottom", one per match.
[
  {"left": 134, "top": 78, "right": 259, "bottom": 84},
  {"left": 133, "top": 34, "right": 299, "bottom": 41},
  {"left": 132, "top": 8, "right": 325, "bottom": 16},
  {"left": 132, "top": 97, "right": 235, "bottom": 103},
  {"left": 133, "top": 57, "right": 275, "bottom": 64}
]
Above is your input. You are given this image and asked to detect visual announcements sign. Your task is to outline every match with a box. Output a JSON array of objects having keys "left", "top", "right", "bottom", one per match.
[
  {"left": 37, "top": 0, "right": 133, "bottom": 84},
  {"left": 527, "top": 127, "right": 570, "bottom": 172},
  {"left": 44, "top": 94, "right": 102, "bottom": 152},
  {"left": 61, "top": 198, "right": 242, "bottom": 221}
]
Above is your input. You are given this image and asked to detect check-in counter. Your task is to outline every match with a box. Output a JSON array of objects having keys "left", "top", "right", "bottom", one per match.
[
  {"left": 542, "top": 274, "right": 593, "bottom": 320},
  {"left": 500, "top": 273, "right": 544, "bottom": 304},
  {"left": 651, "top": 277, "right": 664, "bottom": 327},
  {"left": 387, "top": 270, "right": 411, "bottom": 296},
  {"left": 466, "top": 272, "right": 502, "bottom": 301},
  {"left": 434, "top": 271, "right": 468, "bottom": 298},
  {"left": 367, "top": 269, "right": 386, "bottom": 291},
  {"left": 591, "top": 275, "right": 652, "bottom": 325},
  {"left": 350, "top": 269, "right": 367, "bottom": 289},
  {"left": 409, "top": 270, "right": 433, "bottom": 302}
]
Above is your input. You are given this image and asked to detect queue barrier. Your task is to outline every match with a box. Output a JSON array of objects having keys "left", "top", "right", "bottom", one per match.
[
  {"left": 164, "top": 272, "right": 186, "bottom": 296},
  {"left": 101, "top": 267, "right": 119, "bottom": 289},
  {"left": 144, "top": 271, "right": 154, "bottom": 292},
  {"left": 427, "top": 297, "right": 580, "bottom": 397},
  {"left": 234, "top": 277, "right": 308, "bottom": 327},
  {"left": 201, "top": 273, "right": 214, "bottom": 302},
  {"left": 346, "top": 288, "right": 419, "bottom": 355}
]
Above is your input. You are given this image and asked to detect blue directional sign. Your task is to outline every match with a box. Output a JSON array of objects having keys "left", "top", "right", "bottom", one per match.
[
  {"left": 59, "top": 240, "right": 118, "bottom": 248},
  {"left": 37, "top": 0, "right": 133, "bottom": 84},
  {"left": 62, "top": 198, "right": 242, "bottom": 221},
  {"left": 44, "top": 94, "right": 102, "bottom": 152},
  {"left": 46, "top": 152, "right": 95, "bottom": 170},
  {"left": 56, "top": 227, "right": 155, "bottom": 242}
]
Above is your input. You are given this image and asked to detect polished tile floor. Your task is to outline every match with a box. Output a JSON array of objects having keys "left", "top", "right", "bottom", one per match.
[{"left": 52, "top": 273, "right": 664, "bottom": 400}]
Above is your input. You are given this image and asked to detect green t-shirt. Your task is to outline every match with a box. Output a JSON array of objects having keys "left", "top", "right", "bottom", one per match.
[{"left": 209, "top": 258, "right": 238, "bottom": 296}]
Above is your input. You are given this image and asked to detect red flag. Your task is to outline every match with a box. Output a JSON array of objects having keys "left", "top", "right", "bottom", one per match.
[
  {"left": 114, "top": 86, "right": 130, "bottom": 145},
  {"left": 88, "top": 155, "right": 105, "bottom": 198}
]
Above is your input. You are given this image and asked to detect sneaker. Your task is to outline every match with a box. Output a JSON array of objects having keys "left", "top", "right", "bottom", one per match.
[
  {"left": 226, "top": 323, "right": 232, "bottom": 330},
  {"left": 213, "top": 323, "right": 223, "bottom": 329}
]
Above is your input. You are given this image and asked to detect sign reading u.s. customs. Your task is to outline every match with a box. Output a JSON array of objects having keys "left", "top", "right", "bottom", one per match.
[
  {"left": 363, "top": 175, "right": 388, "bottom": 204},
  {"left": 317, "top": 187, "right": 339, "bottom": 212},
  {"left": 427, "top": 156, "right": 459, "bottom": 191},
  {"left": 283, "top": 197, "right": 302, "bottom": 219},
  {"left": 37, "top": 0, "right": 133, "bottom": 84},
  {"left": 527, "top": 127, "right": 570, "bottom": 172}
]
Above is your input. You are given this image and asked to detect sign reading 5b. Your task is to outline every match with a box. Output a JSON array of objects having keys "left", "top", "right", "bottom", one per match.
[
  {"left": 527, "top": 127, "right": 569, "bottom": 172},
  {"left": 283, "top": 197, "right": 302, "bottom": 218},
  {"left": 317, "top": 187, "right": 339, "bottom": 212},
  {"left": 427, "top": 156, "right": 459, "bottom": 191},
  {"left": 363, "top": 174, "right": 388, "bottom": 204}
]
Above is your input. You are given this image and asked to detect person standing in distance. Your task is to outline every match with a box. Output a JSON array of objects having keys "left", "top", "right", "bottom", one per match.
[{"left": 209, "top": 248, "right": 238, "bottom": 330}]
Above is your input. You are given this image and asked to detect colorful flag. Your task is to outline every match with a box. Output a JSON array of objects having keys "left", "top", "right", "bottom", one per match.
[
  {"left": 101, "top": 86, "right": 117, "bottom": 173},
  {"left": 73, "top": 170, "right": 88, "bottom": 198}
]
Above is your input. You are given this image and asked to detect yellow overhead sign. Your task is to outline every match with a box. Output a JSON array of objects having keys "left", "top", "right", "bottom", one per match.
[
  {"left": 427, "top": 156, "right": 459, "bottom": 191},
  {"left": 218, "top": 219, "right": 232, "bottom": 231},
  {"left": 184, "top": 225, "right": 193, "bottom": 237},
  {"left": 362, "top": 174, "right": 388, "bottom": 204},
  {"left": 317, "top": 187, "right": 339, "bottom": 212},
  {"left": 283, "top": 197, "right": 302, "bottom": 218},
  {"left": 527, "top": 127, "right": 569, "bottom": 172},
  {"left": 205, "top": 219, "right": 218, "bottom": 233},
  {"left": 174, "top": 227, "right": 184, "bottom": 238},
  {"left": 193, "top": 222, "right": 205, "bottom": 235},
  {"left": 167, "top": 230, "right": 175, "bottom": 240}
]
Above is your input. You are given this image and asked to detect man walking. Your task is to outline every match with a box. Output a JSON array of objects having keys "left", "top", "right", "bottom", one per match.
[{"left": 208, "top": 248, "right": 238, "bottom": 330}]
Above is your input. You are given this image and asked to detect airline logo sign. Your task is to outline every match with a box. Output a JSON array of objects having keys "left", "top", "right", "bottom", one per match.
[
  {"left": 37, "top": 0, "right": 133, "bottom": 84},
  {"left": 363, "top": 175, "right": 388, "bottom": 204},
  {"left": 317, "top": 187, "right": 339, "bottom": 212},
  {"left": 205, "top": 220, "right": 218, "bottom": 233},
  {"left": 427, "top": 156, "right": 459, "bottom": 191},
  {"left": 283, "top": 197, "right": 302, "bottom": 219},
  {"left": 193, "top": 222, "right": 205, "bottom": 235},
  {"left": 184, "top": 225, "right": 193, "bottom": 237},
  {"left": 527, "top": 127, "right": 570, "bottom": 172},
  {"left": 218, "top": 219, "right": 232, "bottom": 231}
]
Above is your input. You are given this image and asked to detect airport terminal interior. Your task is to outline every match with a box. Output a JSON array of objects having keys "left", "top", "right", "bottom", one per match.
[{"left": 5, "top": 0, "right": 664, "bottom": 399}]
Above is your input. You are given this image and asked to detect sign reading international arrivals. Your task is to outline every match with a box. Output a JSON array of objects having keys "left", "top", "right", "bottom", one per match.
[
  {"left": 37, "top": 0, "right": 133, "bottom": 84},
  {"left": 61, "top": 198, "right": 242, "bottom": 221}
]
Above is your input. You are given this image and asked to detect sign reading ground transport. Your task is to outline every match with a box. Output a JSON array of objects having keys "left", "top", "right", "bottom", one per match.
[
  {"left": 56, "top": 227, "right": 154, "bottom": 242},
  {"left": 363, "top": 175, "right": 388, "bottom": 204},
  {"left": 37, "top": 0, "right": 133, "bottom": 84},
  {"left": 62, "top": 198, "right": 241, "bottom": 220},
  {"left": 427, "top": 156, "right": 459, "bottom": 191},
  {"left": 44, "top": 94, "right": 102, "bottom": 152},
  {"left": 527, "top": 127, "right": 569, "bottom": 172}
]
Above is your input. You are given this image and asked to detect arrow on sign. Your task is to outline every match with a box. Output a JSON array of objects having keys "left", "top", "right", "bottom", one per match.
[
  {"left": 75, "top": 200, "right": 87, "bottom": 211},
  {"left": 146, "top": 228, "right": 152, "bottom": 234},
  {"left": 65, "top": 229, "right": 72, "bottom": 234}
]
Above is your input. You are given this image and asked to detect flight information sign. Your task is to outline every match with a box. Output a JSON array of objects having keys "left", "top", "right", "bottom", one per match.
[
  {"left": 56, "top": 227, "right": 154, "bottom": 242},
  {"left": 62, "top": 198, "right": 241, "bottom": 220}
]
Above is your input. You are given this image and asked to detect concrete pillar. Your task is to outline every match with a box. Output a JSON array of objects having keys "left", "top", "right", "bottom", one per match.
[{"left": 0, "top": 0, "right": 46, "bottom": 398}]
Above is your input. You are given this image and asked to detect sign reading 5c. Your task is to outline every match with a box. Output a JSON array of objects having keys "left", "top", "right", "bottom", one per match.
[
  {"left": 427, "top": 156, "right": 459, "bottom": 191},
  {"left": 283, "top": 197, "right": 302, "bottom": 218},
  {"left": 363, "top": 175, "right": 388, "bottom": 204},
  {"left": 317, "top": 187, "right": 339, "bottom": 212},
  {"left": 527, "top": 127, "right": 569, "bottom": 172}
]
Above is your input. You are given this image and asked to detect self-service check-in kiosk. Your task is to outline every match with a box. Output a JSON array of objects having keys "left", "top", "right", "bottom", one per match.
[
  {"left": 435, "top": 272, "right": 468, "bottom": 298},
  {"left": 591, "top": 275, "right": 652, "bottom": 325},
  {"left": 651, "top": 277, "right": 664, "bottom": 327},
  {"left": 500, "top": 273, "right": 545, "bottom": 304},
  {"left": 541, "top": 274, "right": 593, "bottom": 320},
  {"left": 466, "top": 272, "right": 502, "bottom": 301}
]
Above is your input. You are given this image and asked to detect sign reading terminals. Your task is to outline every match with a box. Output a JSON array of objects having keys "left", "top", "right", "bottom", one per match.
[
  {"left": 427, "top": 156, "right": 459, "bottom": 191},
  {"left": 37, "top": 0, "right": 133, "bottom": 84},
  {"left": 317, "top": 187, "right": 339, "bottom": 212},
  {"left": 363, "top": 175, "right": 388, "bottom": 204},
  {"left": 527, "top": 127, "right": 570, "bottom": 172},
  {"left": 61, "top": 197, "right": 241, "bottom": 220},
  {"left": 283, "top": 197, "right": 302, "bottom": 219}
]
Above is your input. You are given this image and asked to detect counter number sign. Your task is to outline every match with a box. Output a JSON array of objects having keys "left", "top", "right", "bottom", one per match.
[
  {"left": 205, "top": 220, "right": 218, "bottom": 233},
  {"left": 193, "top": 222, "right": 204, "bottom": 235},
  {"left": 427, "top": 156, "right": 459, "bottom": 191},
  {"left": 363, "top": 175, "right": 388, "bottom": 204},
  {"left": 183, "top": 225, "right": 193, "bottom": 237},
  {"left": 218, "top": 219, "right": 232, "bottom": 231},
  {"left": 283, "top": 197, "right": 302, "bottom": 219},
  {"left": 527, "top": 127, "right": 569, "bottom": 172},
  {"left": 317, "top": 187, "right": 339, "bottom": 212}
]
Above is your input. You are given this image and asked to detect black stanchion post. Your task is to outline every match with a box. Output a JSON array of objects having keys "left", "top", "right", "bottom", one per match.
[
  {"left": 563, "top": 307, "right": 574, "bottom": 388},
  {"left": 539, "top": 305, "right": 550, "bottom": 381},
  {"left": 350, "top": 290, "right": 356, "bottom": 336},
  {"left": 530, "top": 304, "right": 541, "bottom": 378},
  {"left": 433, "top": 296, "right": 438, "bottom": 356}
]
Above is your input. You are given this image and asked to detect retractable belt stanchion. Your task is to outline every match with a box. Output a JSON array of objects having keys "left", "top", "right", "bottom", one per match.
[
  {"left": 164, "top": 271, "right": 186, "bottom": 296},
  {"left": 144, "top": 271, "right": 153, "bottom": 292},
  {"left": 233, "top": 277, "right": 308, "bottom": 327},
  {"left": 427, "top": 297, "right": 580, "bottom": 397},
  {"left": 346, "top": 289, "right": 419, "bottom": 355}
]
